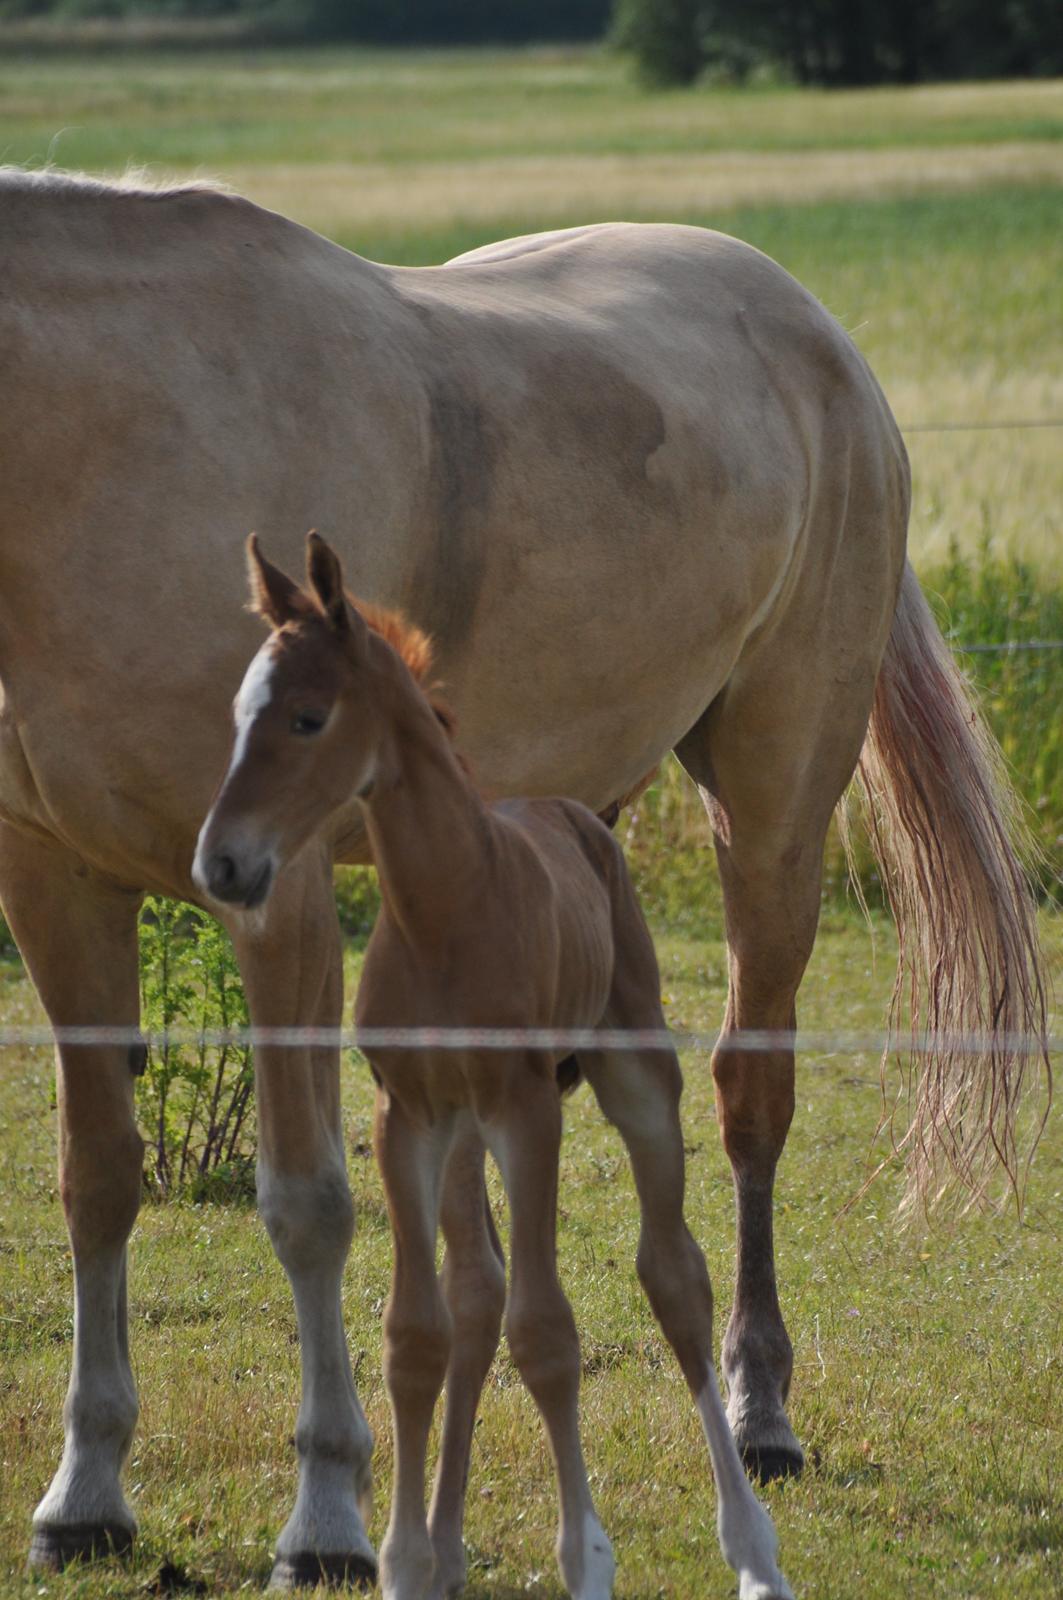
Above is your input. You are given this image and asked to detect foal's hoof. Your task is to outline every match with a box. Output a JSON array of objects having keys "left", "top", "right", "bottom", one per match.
[
  {"left": 269, "top": 1551, "right": 378, "bottom": 1590},
  {"left": 28, "top": 1520, "right": 134, "bottom": 1571},
  {"left": 741, "top": 1444, "right": 804, "bottom": 1484}
]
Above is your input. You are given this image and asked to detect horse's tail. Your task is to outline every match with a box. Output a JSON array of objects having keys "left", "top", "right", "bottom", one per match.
[{"left": 854, "top": 560, "right": 1051, "bottom": 1212}]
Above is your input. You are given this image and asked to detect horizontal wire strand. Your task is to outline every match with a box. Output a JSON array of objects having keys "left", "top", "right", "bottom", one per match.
[
  {"left": 902, "top": 418, "right": 1063, "bottom": 433},
  {"left": 2, "top": 1023, "right": 1058, "bottom": 1055}
]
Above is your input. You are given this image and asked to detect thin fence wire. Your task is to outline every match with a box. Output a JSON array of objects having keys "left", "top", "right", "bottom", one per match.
[
  {"left": 949, "top": 639, "right": 1063, "bottom": 653},
  {"left": 902, "top": 418, "right": 1063, "bottom": 433},
  {"left": 2, "top": 1023, "right": 1058, "bottom": 1055}
]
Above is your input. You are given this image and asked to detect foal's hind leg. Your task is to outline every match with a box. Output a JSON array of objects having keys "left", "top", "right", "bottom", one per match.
[
  {"left": 583, "top": 1038, "right": 792, "bottom": 1600},
  {"left": 0, "top": 827, "right": 144, "bottom": 1570},
  {"left": 374, "top": 1089, "right": 455, "bottom": 1600},
  {"left": 675, "top": 629, "right": 882, "bottom": 1481},
  {"left": 583, "top": 871, "right": 793, "bottom": 1599},
  {"left": 428, "top": 1116, "right": 505, "bottom": 1599},
  {"left": 224, "top": 853, "right": 375, "bottom": 1589},
  {"left": 482, "top": 1069, "right": 614, "bottom": 1600}
]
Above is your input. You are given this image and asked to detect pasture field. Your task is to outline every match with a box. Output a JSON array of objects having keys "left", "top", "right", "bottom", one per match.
[
  {"left": 1, "top": 906, "right": 1061, "bottom": 1600},
  {"left": 0, "top": 42, "right": 1061, "bottom": 1600}
]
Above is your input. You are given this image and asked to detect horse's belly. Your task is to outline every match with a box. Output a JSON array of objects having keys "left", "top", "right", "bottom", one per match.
[{"left": 0, "top": 688, "right": 52, "bottom": 839}]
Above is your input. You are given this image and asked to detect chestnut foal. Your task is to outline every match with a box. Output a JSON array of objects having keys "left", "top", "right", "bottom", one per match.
[{"left": 195, "top": 533, "right": 793, "bottom": 1600}]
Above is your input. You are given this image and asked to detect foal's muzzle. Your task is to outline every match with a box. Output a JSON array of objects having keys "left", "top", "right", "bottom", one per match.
[{"left": 194, "top": 846, "right": 274, "bottom": 910}]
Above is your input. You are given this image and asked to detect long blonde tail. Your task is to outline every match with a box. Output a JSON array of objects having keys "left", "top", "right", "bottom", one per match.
[{"left": 856, "top": 561, "right": 1052, "bottom": 1211}]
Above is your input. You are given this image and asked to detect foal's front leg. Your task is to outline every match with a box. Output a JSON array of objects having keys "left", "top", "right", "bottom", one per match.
[{"left": 374, "top": 1086, "right": 455, "bottom": 1600}]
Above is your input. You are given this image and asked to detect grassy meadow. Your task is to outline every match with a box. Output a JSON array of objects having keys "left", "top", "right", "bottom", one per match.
[
  {"left": 0, "top": 43, "right": 1061, "bottom": 1600},
  {"left": 2, "top": 912, "right": 1061, "bottom": 1600}
]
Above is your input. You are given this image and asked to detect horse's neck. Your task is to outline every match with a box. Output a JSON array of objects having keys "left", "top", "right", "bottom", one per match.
[{"left": 361, "top": 668, "right": 490, "bottom": 948}]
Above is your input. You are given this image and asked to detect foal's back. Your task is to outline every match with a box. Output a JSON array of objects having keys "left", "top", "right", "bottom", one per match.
[{"left": 359, "top": 794, "right": 635, "bottom": 1120}]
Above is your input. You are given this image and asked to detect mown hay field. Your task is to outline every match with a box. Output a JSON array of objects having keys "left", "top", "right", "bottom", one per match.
[{"left": 0, "top": 44, "right": 1061, "bottom": 1600}]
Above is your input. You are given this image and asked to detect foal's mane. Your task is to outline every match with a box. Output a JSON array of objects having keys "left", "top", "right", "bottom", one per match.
[
  {"left": 351, "top": 597, "right": 460, "bottom": 746},
  {"left": 353, "top": 598, "right": 434, "bottom": 686}
]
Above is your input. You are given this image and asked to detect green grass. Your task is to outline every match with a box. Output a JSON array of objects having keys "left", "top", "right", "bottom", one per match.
[
  {"left": 2, "top": 48, "right": 1062, "bottom": 171},
  {"left": 1, "top": 905, "right": 1060, "bottom": 1599}
]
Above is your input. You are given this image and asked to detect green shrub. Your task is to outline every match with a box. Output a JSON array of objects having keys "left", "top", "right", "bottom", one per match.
[
  {"left": 334, "top": 865, "right": 382, "bottom": 945},
  {"left": 137, "top": 896, "right": 256, "bottom": 1201}
]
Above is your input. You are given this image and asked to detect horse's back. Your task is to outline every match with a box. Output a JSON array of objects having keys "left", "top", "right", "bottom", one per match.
[{"left": 0, "top": 177, "right": 908, "bottom": 893}]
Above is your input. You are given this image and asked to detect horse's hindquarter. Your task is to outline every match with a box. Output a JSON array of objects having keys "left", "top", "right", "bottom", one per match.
[{"left": 396, "top": 222, "right": 907, "bottom": 810}]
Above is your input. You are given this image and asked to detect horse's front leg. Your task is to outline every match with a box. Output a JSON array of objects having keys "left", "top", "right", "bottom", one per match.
[
  {"left": 0, "top": 827, "right": 144, "bottom": 1570},
  {"left": 226, "top": 857, "right": 375, "bottom": 1589}
]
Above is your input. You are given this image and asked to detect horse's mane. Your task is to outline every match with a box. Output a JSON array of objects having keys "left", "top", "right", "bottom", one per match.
[{"left": 0, "top": 164, "right": 227, "bottom": 202}]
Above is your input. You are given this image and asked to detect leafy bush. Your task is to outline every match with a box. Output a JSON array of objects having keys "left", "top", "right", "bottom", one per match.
[
  {"left": 137, "top": 896, "right": 256, "bottom": 1201},
  {"left": 334, "top": 865, "right": 381, "bottom": 944}
]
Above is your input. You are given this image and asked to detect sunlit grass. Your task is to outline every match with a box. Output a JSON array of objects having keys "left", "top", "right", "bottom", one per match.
[{"left": 2, "top": 47, "right": 1062, "bottom": 170}]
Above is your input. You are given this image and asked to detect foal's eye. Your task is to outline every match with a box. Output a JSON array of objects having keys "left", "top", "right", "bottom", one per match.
[{"left": 291, "top": 711, "right": 327, "bottom": 737}]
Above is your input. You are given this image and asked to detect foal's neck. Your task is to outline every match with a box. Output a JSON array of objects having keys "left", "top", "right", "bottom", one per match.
[{"left": 359, "top": 642, "right": 491, "bottom": 948}]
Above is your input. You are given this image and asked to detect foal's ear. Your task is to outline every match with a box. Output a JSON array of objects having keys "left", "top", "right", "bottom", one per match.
[
  {"left": 246, "top": 534, "right": 303, "bottom": 629},
  {"left": 305, "top": 531, "right": 350, "bottom": 633}
]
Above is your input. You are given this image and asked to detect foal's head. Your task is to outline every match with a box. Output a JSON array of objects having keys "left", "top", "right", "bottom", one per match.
[{"left": 193, "top": 532, "right": 435, "bottom": 910}]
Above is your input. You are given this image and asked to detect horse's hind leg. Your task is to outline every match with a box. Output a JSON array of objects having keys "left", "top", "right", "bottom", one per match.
[
  {"left": 428, "top": 1116, "right": 505, "bottom": 1600},
  {"left": 675, "top": 630, "right": 881, "bottom": 1481},
  {"left": 223, "top": 852, "right": 375, "bottom": 1589},
  {"left": 0, "top": 826, "right": 144, "bottom": 1569}
]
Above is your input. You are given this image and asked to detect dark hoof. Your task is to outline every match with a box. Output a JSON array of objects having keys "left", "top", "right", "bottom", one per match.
[
  {"left": 270, "top": 1552, "right": 378, "bottom": 1590},
  {"left": 742, "top": 1444, "right": 804, "bottom": 1484},
  {"left": 28, "top": 1521, "right": 134, "bottom": 1571}
]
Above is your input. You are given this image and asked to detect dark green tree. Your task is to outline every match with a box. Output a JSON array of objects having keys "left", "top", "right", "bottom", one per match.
[{"left": 612, "top": 0, "right": 706, "bottom": 85}]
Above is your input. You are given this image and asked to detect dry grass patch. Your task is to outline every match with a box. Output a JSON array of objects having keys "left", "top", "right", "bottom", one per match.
[{"left": 225, "top": 141, "right": 1063, "bottom": 238}]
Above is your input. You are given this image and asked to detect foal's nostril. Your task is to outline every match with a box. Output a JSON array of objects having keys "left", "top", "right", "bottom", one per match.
[{"left": 208, "top": 854, "right": 237, "bottom": 897}]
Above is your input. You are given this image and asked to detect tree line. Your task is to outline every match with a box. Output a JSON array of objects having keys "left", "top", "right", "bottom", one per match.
[
  {"left": 613, "top": 0, "right": 1063, "bottom": 85},
  {"left": 3, "top": 0, "right": 1061, "bottom": 84},
  {"left": 0, "top": 0, "right": 611, "bottom": 43}
]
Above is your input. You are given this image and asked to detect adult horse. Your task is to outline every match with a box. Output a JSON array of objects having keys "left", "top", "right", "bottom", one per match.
[{"left": 0, "top": 168, "right": 1045, "bottom": 1587}]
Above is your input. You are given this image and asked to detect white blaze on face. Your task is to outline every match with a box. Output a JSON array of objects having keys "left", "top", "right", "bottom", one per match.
[
  {"left": 231, "top": 643, "right": 278, "bottom": 767},
  {"left": 191, "top": 642, "right": 281, "bottom": 900}
]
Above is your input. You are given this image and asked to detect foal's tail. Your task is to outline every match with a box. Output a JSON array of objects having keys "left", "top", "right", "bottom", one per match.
[{"left": 855, "top": 561, "right": 1052, "bottom": 1213}]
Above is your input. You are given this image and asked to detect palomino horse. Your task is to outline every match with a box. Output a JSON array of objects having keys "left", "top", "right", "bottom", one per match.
[
  {"left": 195, "top": 531, "right": 796, "bottom": 1600},
  {"left": 0, "top": 168, "right": 1045, "bottom": 1585}
]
